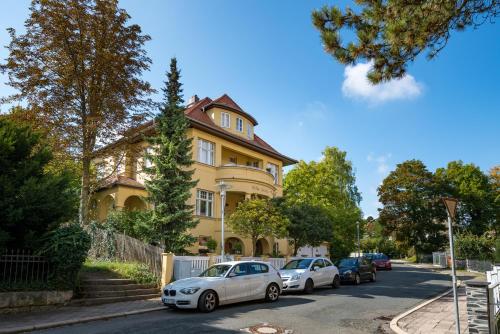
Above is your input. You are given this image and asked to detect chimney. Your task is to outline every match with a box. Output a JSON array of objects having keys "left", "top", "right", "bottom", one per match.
[{"left": 187, "top": 94, "right": 199, "bottom": 107}]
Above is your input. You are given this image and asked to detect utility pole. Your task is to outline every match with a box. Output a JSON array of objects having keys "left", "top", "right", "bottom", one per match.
[{"left": 443, "top": 198, "right": 460, "bottom": 334}]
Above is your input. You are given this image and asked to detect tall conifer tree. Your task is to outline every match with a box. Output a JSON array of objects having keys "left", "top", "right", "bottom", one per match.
[{"left": 145, "top": 58, "right": 198, "bottom": 253}]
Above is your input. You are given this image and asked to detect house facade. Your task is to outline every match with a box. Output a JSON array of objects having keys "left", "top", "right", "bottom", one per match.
[{"left": 91, "top": 94, "right": 297, "bottom": 257}]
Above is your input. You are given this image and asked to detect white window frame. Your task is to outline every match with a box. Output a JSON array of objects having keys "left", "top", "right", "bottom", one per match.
[
  {"left": 197, "top": 139, "right": 215, "bottom": 166},
  {"left": 196, "top": 190, "right": 214, "bottom": 217},
  {"left": 236, "top": 117, "right": 243, "bottom": 132},
  {"left": 247, "top": 124, "right": 252, "bottom": 139},
  {"left": 221, "top": 112, "right": 230, "bottom": 128},
  {"left": 267, "top": 163, "right": 279, "bottom": 185},
  {"left": 144, "top": 147, "right": 154, "bottom": 169}
]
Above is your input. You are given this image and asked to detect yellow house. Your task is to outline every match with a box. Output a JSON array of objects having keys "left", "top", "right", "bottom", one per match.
[{"left": 91, "top": 94, "right": 297, "bottom": 257}]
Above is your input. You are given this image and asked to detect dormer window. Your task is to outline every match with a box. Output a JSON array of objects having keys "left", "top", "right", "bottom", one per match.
[
  {"left": 236, "top": 117, "right": 243, "bottom": 132},
  {"left": 247, "top": 124, "right": 252, "bottom": 139},
  {"left": 221, "top": 112, "right": 230, "bottom": 128}
]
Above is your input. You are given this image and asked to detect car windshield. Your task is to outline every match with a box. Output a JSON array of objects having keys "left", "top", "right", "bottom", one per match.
[
  {"left": 282, "top": 259, "right": 313, "bottom": 270},
  {"left": 199, "top": 265, "right": 231, "bottom": 277},
  {"left": 365, "top": 254, "right": 374, "bottom": 260},
  {"left": 339, "top": 258, "right": 357, "bottom": 267}
]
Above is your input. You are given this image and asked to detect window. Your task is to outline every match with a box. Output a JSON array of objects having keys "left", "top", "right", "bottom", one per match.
[
  {"left": 312, "top": 259, "right": 325, "bottom": 269},
  {"left": 196, "top": 190, "right": 214, "bottom": 217},
  {"left": 197, "top": 139, "right": 215, "bottom": 165},
  {"left": 249, "top": 263, "right": 269, "bottom": 274},
  {"left": 246, "top": 124, "right": 252, "bottom": 139},
  {"left": 236, "top": 117, "right": 243, "bottom": 132},
  {"left": 324, "top": 259, "right": 333, "bottom": 267},
  {"left": 266, "top": 163, "right": 279, "bottom": 184},
  {"left": 221, "top": 112, "right": 230, "bottom": 128},
  {"left": 144, "top": 147, "right": 154, "bottom": 168},
  {"left": 231, "top": 263, "right": 249, "bottom": 276},
  {"left": 229, "top": 156, "right": 237, "bottom": 164}
]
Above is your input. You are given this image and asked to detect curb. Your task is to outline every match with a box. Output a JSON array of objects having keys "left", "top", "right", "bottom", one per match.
[
  {"left": 389, "top": 281, "right": 461, "bottom": 334},
  {"left": 0, "top": 306, "right": 166, "bottom": 334}
]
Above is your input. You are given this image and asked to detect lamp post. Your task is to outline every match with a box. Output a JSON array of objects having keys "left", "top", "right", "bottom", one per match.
[
  {"left": 356, "top": 221, "right": 361, "bottom": 257},
  {"left": 216, "top": 181, "right": 231, "bottom": 259},
  {"left": 443, "top": 197, "right": 460, "bottom": 334}
]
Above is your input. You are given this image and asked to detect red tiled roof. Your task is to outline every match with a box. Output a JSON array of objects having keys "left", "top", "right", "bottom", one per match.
[
  {"left": 201, "top": 94, "right": 258, "bottom": 125},
  {"left": 99, "top": 175, "right": 145, "bottom": 190},
  {"left": 97, "top": 94, "right": 297, "bottom": 166}
]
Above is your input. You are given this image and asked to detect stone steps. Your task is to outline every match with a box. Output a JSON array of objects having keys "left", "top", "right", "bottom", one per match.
[
  {"left": 80, "top": 288, "right": 159, "bottom": 298},
  {"left": 80, "top": 283, "right": 157, "bottom": 292}
]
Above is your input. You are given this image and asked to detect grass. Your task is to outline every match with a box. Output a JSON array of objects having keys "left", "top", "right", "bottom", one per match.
[{"left": 80, "top": 260, "right": 159, "bottom": 286}]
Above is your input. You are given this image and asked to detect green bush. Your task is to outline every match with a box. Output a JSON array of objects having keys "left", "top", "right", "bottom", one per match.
[
  {"left": 39, "top": 223, "right": 91, "bottom": 290},
  {"left": 206, "top": 239, "right": 217, "bottom": 252},
  {"left": 454, "top": 233, "right": 494, "bottom": 261},
  {"left": 496, "top": 239, "right": 500, "bottom": 263},
  {"left": 105, "top": 210, "right": 155, "bottom": 244}
]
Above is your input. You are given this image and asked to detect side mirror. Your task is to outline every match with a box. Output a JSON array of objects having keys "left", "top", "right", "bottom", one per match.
[
  {"left": 228, "top": 272, "right": 237, "bottom": 278},
  {"left": 311, "top": 266, "right": 320, "bottom": 271}
]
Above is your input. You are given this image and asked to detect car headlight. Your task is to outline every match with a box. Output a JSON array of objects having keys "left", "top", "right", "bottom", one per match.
[
  {"left": 180, "top": 287, "right": 201, "bottom": 295},
  {"left": 291, "top": 274, "right": 302, "bottom": 280},
  {"left": 344, "top": 270, "right": 352, "bottom": 275}
]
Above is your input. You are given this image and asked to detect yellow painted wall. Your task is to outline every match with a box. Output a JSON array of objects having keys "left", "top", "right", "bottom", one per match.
[
  {"left": 92, "top": 122, "right": 290, "bottom": 256},
  {"left": 207, "top": 107, "right": 254, "bottom": 140}
]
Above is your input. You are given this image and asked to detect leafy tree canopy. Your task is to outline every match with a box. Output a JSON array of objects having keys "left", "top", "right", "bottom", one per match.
[
  {"left": 0, "top": 119, "right": 78, "bottom": 249},
  {"left": 312, "top": 1, "right": 499, "bottom": 83},
  {"left": 1, "top": 0, "right": 154, "bottom": 224},
  {"left": 378, "top": 160, "right": 447, "bottom": 257},
  {"left": 435, "top": 161, "right": 497, "bottom": 235},
  {"left": 227, "top": 198, "right": 289, "bottom": 257},
  {"left": 284, "top": 146, "right": 362, "bottom": 259}
]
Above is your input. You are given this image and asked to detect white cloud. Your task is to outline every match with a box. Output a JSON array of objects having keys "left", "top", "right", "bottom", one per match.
[
  {"left": 367, "top": 153, "right": 392, "bottom": 175},
  {"left": 342, "top": 61, "right": 422, "bottom": 103}
]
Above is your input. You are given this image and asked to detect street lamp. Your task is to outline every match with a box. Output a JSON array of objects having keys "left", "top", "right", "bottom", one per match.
[
  {"left": 216, "top": 181, "right": 231, "bottom": 259},
  {"left": 356, "top": 221, "right": 361, "bottom": 257},
  {"left": 442, "top": 197, "right": 460, "bottom": 334}
]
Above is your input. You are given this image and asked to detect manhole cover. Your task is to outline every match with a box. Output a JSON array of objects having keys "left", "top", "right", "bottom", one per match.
[{"left": 241, "top": 323, "right": 293, "bottom": 334}]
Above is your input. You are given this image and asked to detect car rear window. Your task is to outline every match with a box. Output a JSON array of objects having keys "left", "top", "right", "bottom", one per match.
[{"left": 248, "top": 263, "right": 269, "bottom": 274}]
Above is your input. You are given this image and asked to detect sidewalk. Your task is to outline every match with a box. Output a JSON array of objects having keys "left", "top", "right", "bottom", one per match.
[
  {"left": 396, "top": 287, "right": 468, "bottom": 334},
  {"left": 0, "top": 298, "right": 164, "bottom": 334}
]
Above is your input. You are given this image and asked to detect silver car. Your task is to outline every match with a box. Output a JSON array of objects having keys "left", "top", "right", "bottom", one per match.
[
  {"left": 279, "top": 257, "right": 340, "bottom": 293},
  {"left": 161, "top": 261, "right": 282, "bottom": 312}
]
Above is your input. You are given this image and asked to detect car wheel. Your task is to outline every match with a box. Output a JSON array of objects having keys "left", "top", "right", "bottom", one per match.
[
  {"left": 370, "top": 272, "right": 376, "bottom": 282},
  {"left": 265, "top": 283, "right": 280, "bottom": 302},
  {"left": 304, "top": 279, "right": 314, "bottom": 294},
  {"left": 354, "top": 273, "right": 361, "bottom": 285},
  {"left": 332, "top": 275, "right": 341, "bottom": 289},
  {"left": 198, "top": 290, "right": 218, "bottom": 313}
]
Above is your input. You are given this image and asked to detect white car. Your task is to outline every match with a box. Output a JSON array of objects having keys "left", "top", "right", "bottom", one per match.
[
  {"left": 161, "top": 261, "right": 282, "bottom": 312},
  {"left": 279, "top": 257, "right": 340, "bottom": 293}
]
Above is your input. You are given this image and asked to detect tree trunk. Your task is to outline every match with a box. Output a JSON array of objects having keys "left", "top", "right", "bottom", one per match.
[
  {"left": 252, "top": 236, "right": 257, "bottom": 257},
  {"left": 293, "top": 239, "right": 299, "bottom": 256},
  {"left": 79, "top": 156, "right": 91, "bottom": 225}
]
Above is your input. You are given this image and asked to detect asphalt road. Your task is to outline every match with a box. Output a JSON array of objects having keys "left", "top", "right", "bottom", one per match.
[{"left": 35, "top": 263, "right": 458, "bottom": 334}]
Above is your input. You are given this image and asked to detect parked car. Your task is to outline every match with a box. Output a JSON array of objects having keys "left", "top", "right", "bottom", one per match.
[
  {"left": 161, "top": 261, "right": 282, "bottom": 312},
  {"left": 279, "top": 257, "right": 340, "bottom": 294},
  {"left": 338, "top": 257, "right": 376, "bottom": 284},
  {"left": 372, "top": 253, "right": 392, "bottom": 270}
]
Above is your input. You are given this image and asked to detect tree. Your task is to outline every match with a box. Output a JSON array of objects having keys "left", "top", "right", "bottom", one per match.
[
  {"left": 1, "top": 0, "right": 154, "bottom": 224},
  {"left": 282, "top": 203, "right": 332, "bottom": 256},
  {"left": 0, "top": 119, "right": 78, "bottom": 249},
  {"left": 284, "top": 147, "right": 362, "bottom": 259},
  {"left": 435, "top": 161, "right": 497, "bottom": 235},
  {"left": 144, "top": 58, "right": 198, "bottom": 253},
  {"left": 378, "top": 160, "right": 447, "bottom": 259},
  {"left": 227, "top": 199, "right": 289, "bottom": 256},
  {"left": 312, "top": 1, "right": 499, "bottom": 83}
]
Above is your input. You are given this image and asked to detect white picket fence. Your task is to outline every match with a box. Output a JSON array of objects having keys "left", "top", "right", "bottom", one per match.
[
  {"left": 173, "top": 255, "right": 287, "bottom": 280},
  {"left": 487, "top": 266, "right": 500, "bottom": 317}
]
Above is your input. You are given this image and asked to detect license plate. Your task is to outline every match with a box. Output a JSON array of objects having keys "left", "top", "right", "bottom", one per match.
[{"left": 163, "top": 297, "right": 175, "bottom": 304}]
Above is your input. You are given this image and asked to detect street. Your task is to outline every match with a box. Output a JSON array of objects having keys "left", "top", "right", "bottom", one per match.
[{"left": 34, "top": 264, "right": 454, "bottom": 334}]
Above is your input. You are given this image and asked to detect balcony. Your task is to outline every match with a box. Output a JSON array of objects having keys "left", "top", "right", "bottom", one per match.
[{"left": 215, "top": 164, "right": 276, "bottom": 197}]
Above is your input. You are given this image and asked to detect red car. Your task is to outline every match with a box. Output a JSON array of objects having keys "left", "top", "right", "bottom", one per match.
[{"left": 372, "top": 254, "right": 392, "bottom": 270}]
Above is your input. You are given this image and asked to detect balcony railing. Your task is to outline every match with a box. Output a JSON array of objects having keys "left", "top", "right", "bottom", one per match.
[{"left": 216, "top": 164, "right": 276, "bottom": 187}]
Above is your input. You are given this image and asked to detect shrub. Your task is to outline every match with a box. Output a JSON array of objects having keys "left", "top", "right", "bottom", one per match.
[
  {"left": 496, "top": 239, "right": 500, "bottom": 263},
  {"left": 206, "top": 239, "right": 217, "bottom": 252},
  {"left": 40, "top": 223, "right": 91, "bottom": 290},
  {"left": 105, "top": 210, "right": 155, "bottom": 244},
  {"left": 81, "top": 260, "right": 158, "bottom": 285},
  {"left": 454, "top": 233, "right": 494, "bottom": 261}
]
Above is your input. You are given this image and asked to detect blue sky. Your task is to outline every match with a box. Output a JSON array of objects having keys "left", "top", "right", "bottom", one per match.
[{"left": 1, "top": 0, "right": 499, "bottom": 217}]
